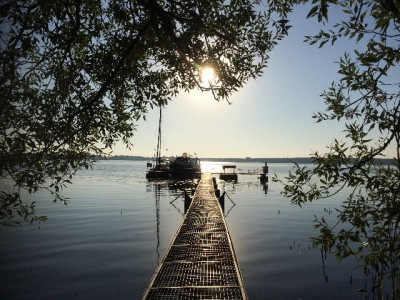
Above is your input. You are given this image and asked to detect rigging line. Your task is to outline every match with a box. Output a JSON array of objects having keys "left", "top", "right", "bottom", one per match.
[
  {"left": 170, "top": 192, "right": 184, "bottom": 204},
  {"left": 224, "top": 191, "right": 237, "bottom": 205},
  {"left": 169, "top": 201, "right": 184, "bottom": 216},
  {"left": 224, "top": 203, "right": 236, "bottom": 218}
]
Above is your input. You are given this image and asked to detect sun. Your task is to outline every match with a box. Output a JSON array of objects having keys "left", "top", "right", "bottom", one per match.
[
  {"left": 201, "top": 67, "right": 215, "bottom": 82},
  {"left": 199, "top": 66, "right": 217, "bottom": 88}
]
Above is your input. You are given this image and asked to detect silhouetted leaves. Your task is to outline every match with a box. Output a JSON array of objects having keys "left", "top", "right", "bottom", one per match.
[
  {"left": 0, "top": 0, "right": 294, "bottom": 225},
  {"left": 277, "top": 1, "right": 400, "bottom": 298}
]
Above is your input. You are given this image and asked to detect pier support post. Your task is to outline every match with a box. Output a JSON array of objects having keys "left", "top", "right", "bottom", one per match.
[
  {"left": 184, "top": 191, "right": 192, "bottom": 214},
  {"left": 260, "top": 173, "right": 268, "bottom": 183},
  {"left": 260, "top": 162, "right": 269, "bottom": 183},
  {"left": 218, "top": 191, "right": 225, "bottom": 212}
]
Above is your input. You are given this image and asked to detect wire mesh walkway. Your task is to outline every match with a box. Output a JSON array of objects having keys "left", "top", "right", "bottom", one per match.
[{"left": 141, "top": 173, "right": 247, "bottom": 299}]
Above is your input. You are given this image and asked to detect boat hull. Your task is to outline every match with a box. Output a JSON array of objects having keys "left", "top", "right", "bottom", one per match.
[
  {"left": 169, "top": 155, "right": 201, "bottom": 179},
  {"left": 169, "top": 169, "right": 201, "bottom": 179}
]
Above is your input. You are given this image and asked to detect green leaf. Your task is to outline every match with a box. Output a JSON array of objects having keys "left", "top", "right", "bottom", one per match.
[
  {"left": 319, "top": 40, "right": 328, "bottom": 48},
  {"left": 307, "top": 5, "right": 319, "bottom": 19}
]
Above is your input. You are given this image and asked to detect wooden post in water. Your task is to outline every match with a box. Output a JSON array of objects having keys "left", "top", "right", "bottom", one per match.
[{"left": 260, "top": 162, "right": 268, "bottom": 183}]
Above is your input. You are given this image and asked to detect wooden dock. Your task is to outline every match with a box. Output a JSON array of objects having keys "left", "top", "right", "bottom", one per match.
[{"left": 141, "top": 173, "right": 247, "bottom": 299}]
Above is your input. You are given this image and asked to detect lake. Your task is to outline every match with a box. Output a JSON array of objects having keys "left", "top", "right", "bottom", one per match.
[{"left": 1, "top": 160, "right": 368, "bottom": 299}]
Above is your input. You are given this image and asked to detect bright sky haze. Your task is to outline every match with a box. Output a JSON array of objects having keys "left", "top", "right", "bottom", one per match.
[{"left": 113, "top": 5, "right": 398, "bottom": 159}]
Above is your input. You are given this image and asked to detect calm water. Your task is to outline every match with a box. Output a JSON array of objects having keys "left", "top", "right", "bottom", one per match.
[{"left": 1, "top": 160, "right": 368, "bottom": 299}]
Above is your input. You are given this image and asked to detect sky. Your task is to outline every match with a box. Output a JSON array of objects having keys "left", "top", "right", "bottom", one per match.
[{"left": 113, "top": 5, "right": 398, "bottom": 159}]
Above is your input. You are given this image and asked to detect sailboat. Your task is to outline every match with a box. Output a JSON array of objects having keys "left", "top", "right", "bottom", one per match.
[{"left": 146, "top": 107, "right": 170, "bottom": 179}]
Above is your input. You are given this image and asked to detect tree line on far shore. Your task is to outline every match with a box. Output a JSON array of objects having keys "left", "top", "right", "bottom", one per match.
[{"left": 105, "top": 155, "right": 395, "bottom": 165}]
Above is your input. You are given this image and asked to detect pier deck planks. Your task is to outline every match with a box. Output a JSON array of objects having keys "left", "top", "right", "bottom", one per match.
[{"left": 141, "top": 173, "right": 247, "bottom": 299}]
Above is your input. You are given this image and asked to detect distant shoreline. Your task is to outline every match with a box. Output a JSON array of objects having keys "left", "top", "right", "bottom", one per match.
[{"left": 102, "top": 155, "right": 395, "bottom": 165}]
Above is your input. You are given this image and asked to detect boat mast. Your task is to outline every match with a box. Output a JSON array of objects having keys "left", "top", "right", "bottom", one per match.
[{"left": 156, "top": 107, "right": 162, "bottom": 165}]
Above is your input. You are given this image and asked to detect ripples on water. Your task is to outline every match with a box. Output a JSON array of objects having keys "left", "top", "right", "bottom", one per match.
[{"left": 1, "top": 160, "right": 367, "bottom": 299}]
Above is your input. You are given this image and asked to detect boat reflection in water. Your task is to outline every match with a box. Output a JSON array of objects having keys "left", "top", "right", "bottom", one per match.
[
  {"left": 146, "top": 178, "right": 199, "bottom": 264},
  {"left": 146, "top": 178, "right": 200, "bottom": 217}
]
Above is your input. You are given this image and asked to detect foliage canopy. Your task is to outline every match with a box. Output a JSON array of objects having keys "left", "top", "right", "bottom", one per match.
[
  {"left": 0, "top": 0, "right": 292, "bottom": 225},
  {"left": 276, "top": 0, "right": 400, "bottom": 298}
]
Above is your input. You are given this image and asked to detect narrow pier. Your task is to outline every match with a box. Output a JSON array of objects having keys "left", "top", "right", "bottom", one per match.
[{"left": 141, "top": 173, "right": 247, "bottom": 299}]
